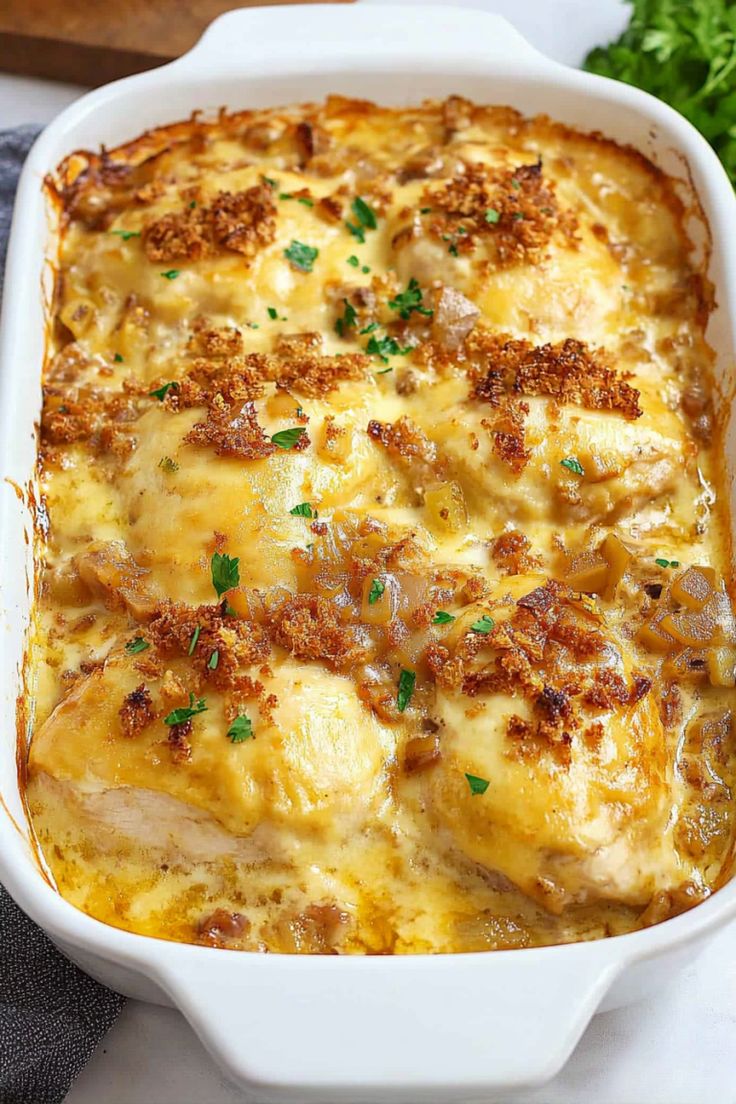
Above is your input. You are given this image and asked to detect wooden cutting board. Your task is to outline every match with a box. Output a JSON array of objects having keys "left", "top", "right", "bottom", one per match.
[{"left": 0, "top": 0, "right": 351, "bottom": 87}]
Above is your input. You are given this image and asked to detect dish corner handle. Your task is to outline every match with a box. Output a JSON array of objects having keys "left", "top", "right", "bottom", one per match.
[
  {"left": 176, "top": 4, "right": 548, "bottom": 71},
  {"left": 156, "top": 947, "right": 618, "bottom": 1098}
]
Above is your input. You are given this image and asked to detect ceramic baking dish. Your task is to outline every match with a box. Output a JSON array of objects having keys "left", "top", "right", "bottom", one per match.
[{"left": 2, "top": 5, "right": 736, "bottom": 1100}]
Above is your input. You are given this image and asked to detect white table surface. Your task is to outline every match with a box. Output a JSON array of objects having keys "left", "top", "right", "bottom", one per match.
[{"left": 3, "top": 3, "right": 736, "bottom": 1101}]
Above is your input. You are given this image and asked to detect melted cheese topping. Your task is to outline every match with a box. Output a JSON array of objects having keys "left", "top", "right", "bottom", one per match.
[{"left": 26, "top": 96, "right": 736, "bottom": 953}]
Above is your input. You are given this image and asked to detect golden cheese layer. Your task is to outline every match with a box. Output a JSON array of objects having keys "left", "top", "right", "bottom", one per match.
[{"left": 25, "top": 96, "right": 736, "bottom": 954}]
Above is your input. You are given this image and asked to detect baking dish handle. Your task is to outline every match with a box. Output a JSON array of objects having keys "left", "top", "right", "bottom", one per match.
[
  {"left": 176, "top": 3, "right": 547, "bottom": 72},
  {"left": 155, "top": 945, "right": 618, "bottom": 1099}
]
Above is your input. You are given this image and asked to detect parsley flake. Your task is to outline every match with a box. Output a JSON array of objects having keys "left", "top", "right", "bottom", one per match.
[
  {"left": 360, "top": 322, "right": 379, "bottom": 335},
  {"left": 227, "top": 714, "right": 253, "bottom": 743},
  {"left": 271, "top": 427, "right": 307, "bottom": 450},
  {"left": 164, "top": 692, "right": 208, "bottom": 727},
  {"left": 160, "top": 269, "right": 180, "bottom": 280},
  {"left": 366, "top": 334, "right": 410, "bottom": 363},
  {"left": 560, "top": 457, "right": 585, "bottom": 477},
  {"left": 465, "top": 773, "right": 490, "bottom": 796},
  {"left": 347, "top": 255, "right": 360, "bottom": 267},
  {"left": 207, "top": 649, "right": 219, "bottom": 671},
  {"left": 335, "top": 299, "right": 358, "bottom": 337},
  {"left": 158, "top": 456, "right": 179, "bottom": 473},
  {"left": 420, "top": 206, "right": 432, "bottom": 214},
  {"left": 211, "top": 552, "right": 240, "bottom": 598},
  {"left": 290, "top": 502, "right": 314, "bottom": 518},
  {"left": 263, "top": 176, "right": 278, "bottom": 189},
  {"left": 149, "top": 381, "right": 179, "bottom": 401},
  {"left": 110, "top": 229, "right": 141, "bottom": 241},
  {"left": 285, "top": 240, "right": 318, "bottom": 272},
  {"left": 346, "top": 195, "right": 377, "bottom": 242},
  {"left": 267, "top": 307, "right": 278, "bottom": 319},
  {"left": 125, "top": 637, "right": 149, "bottom": 655},
  {"left": 397, "top": 668, "right": 416, "bottom": 713},
  {"left": 114, "top": 353, "right": 124, "bottom": 363},
  {"left": 655, "top": 557, "right": 681, "bottom": 569},
  {"left": 388, "top": 278, "right": 433, "bottom": 320},
  {"left": 368, "top": 578, "right": 385, "bottom": 605},
  {"left": 471, "top": 614, "right": 495, "bottom": 635},
  {"left": 432, "top": 610, "right": 455, "bottom": 625},
  {"left": 485, "top": 208, "right": 500, "bottom": 224},
  {"left": 188, "top": 626, "right": 201, "bottom": 656}
]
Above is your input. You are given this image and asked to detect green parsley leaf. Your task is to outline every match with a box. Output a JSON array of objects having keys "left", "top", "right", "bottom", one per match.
[
  {"left": 208, "top": 649, "right": 219, "bottom": 670},
  {"left": 375, "top": 366, "right": 393, "bottom": 375},
  {"left": 211, "top": 552, "right": 240, "bottom": 598},
  {"left": 360, "top": 322, "right": 379, "bottom": 335},
  {"left": 114, "top": 353, "right": 124, "bottom": 363},
  {"left": 189, "top": 200, "right": 198, "bottom": 209},
  {"left": 335, "top": 299, "right": 358, "bottom": 337},
  {"left": 160, "top": 269, "right": 180, "bottom": 279},
  {"left": 419, "top": 206, "right": 432, "bottom": 214},
  {"left": 512, "top": 212, "right": 525, "bottom": 221},
  {"left": 465, "top": 773, "right": 490, "bottom": 796},
  {"left": 470, "top": 614, "right": 495, "bottom": 634},
  {"left": 347, "top": 255, "right": 360, "bottom": 267},
  {"left": 397, "top": 668, "right": 416, "bottom": 713},
  {"left": 271, "top": 427, "right": 307, "bottom": 450},
  {"left": 485, "top": 208, "right": 500, "bottom": 224},
  {"left": 164, "top": 692, "right": 208, "bottom": 727},
  {"left": 368, "top": 578, "right": 385, "bottom": 605},
  {"left": 560, "top": 457, "right": 585, "bottom": 476},
  {"left": 125, "top": 636, "right": 149, "bottom": 654},
  {"left": 366, "top": 334, "right": 410, "bottom": 363},
  {"left": 448, "top": 242, "right": 459, "bottom": 257},
  {"left": 585, "top": 0, "right": 736, "bottom": 188},
  {"left": 362, "top": 265, "right": 371, "bottom": 274},
  {"left": 352, "top": 196, "right": 377, "bottom": 230},
  {"left": 432, "top": 610, "right": 455, "bottom": 625},
  {"left": 110, "top": 229, "right": 141, "bottom": 241},
  {"left": 267, "top": 307, "right": 278, "bottom": 319},
  {"left": 284, "top": 240, "right": 318, "bottom": 272},
  {"left": 655, "top": 557, "right": 681, "bottom": 569},
  {"left": 290, "top": 502, "right": 314, "bottom": 517},
  {"left": 263, "top": 176, "right": 278, "bottom": 189},
  {"left": 227, "top": 714, "right": 254, "bottom": 743},
  {"left": 158, "top": 456, "right": 179, "bottom": 473},
  {"left": 298, "top": 196, "right": 314, "bottom": 207},
  {"left": 388, "top": 278, "right": 433, "bottom": 320},
  {"left": 149, "top": 381, "right": 179, "bottom": 401},
  {"left": 346, "top": 222, "right": 365, "bottom": 243},
  {"left": 188, "top": 625, "right": 201, "bottom": 656}
]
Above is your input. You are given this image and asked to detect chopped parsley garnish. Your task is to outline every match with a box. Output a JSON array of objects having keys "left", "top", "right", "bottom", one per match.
[
  {"left": 560, "top": 456, "right": 585, "bottom": 476},
  {"left": 189, "top": 200, "right": 197, "bottom": 209},
  {"left": 149, "top": 381, "right": 179, "bottom": 401},
  {"left": 360, "top": 322, "right": 379, "bottom": 335},
  {"left": 432, "top": 610, "right": 455, "bottom": 625},
  {"left": 207, "top": 650, "right": 219, "bottom": 670},
  {"left": 113, "top": 353, "right": 124, "bottom": 363},
  {"left": 346, "top": 196, "right": 377, "bottom": 242},
  {"left": 485, "top": 207, "right": 500, "bottom": 224},
  {"left": 388, "top": 278, "right": 433, "bottom": 320},
  {"left": 125, "top": 637, "right": 149, "bottom": 654},
  {"left": 368, "top": 578, "right": 385, "bottom": 605},
  {"left": 366, "top": 334, "right": 411, "bottom": 363},
  {"left": 419, "top": 206, "right": 432, "bottom": 214},
  {"left": 110, "top": 229, "right": 141, "bottom": 241},
  {"left": 465, "top": 773, "right": 490, "bottom": 796},
  {"left": 280, "top": 192, "right": 314, "bottom": 207},
  {"left": 362, "top": 265, "right": 371, "bottom": 274},
  {"left": 160, "top": 269, "right": 180, "bottom": 279},
  {"left": 271, "top": 426, "right": 307, "bottom": 450},
  {"left": 448, "top": 242, "right": 459, "bottom": 257},
  {"left": 347, "top": 255, "right": 360, "bottom": 267},
  {"left": 375, "top": 366, "right": 393, "bottom": 375},
  {"left": 158, "top": 456, "right": 179, "bottom": 473},
  {"left": 335, "top": 299, "right": 358, "bottom": 337},
  {"left": 284, "top": 240, "right": 318, "bottom": 272},
  {"left": 397, "top": 668, "right": 416, "bottom": 713},
  {"left": 655, "top": 557, "right": 681, "bottom": 569},
  {"left": 267, "top": 307, "right": 278, "bottom": 319},
  {"left": 164, "top": 692, "right": 208, "bottom": 727},
  {"left": 290, "top": 502, "right": 314, "bottom": 517},
  {"left": 470, "top": 614, "right": 495, "bottom": 634},
  {"left": 227, "top": 714, "right": 254, "bottom": 743},
  {"left": 188, "top": 625, "right": 201, "bottom": 656},
  {"left": 512, "top": 212, "right": 525, "bottom": 221},
  {"left": 263, "top": 176, "right": 278, "bottom": 189},
  {"left": 211, "top": 552, "right": 240, "bottom": 598}
]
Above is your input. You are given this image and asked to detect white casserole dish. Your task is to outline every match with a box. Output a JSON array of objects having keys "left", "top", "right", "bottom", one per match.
[{"left": 2, "top": 5, "right": 736, "bottom": 1099}]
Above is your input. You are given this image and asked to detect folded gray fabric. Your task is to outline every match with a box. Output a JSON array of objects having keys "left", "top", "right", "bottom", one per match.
[{"left": 0, "top": 125, "right": 125, "bottom": 1104}]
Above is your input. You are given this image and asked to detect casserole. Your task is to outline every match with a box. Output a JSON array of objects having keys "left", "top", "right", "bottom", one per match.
[{"left": 2, "top": 3, "right": 736, "bottom": 1098}]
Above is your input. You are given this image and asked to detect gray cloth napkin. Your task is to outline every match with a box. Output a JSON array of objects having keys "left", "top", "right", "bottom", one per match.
[{"left": 0, "top": 125, "right": 125, "bottom": 1104}]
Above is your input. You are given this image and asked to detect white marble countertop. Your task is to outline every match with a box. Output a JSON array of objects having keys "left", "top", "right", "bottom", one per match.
[{"left": 3, "top": 3, "right": 735, "bottom": 1101}]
